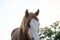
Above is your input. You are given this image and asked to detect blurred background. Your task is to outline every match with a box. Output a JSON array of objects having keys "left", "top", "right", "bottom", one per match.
[{"left": 0, "top": 0, "right": 60, "bottom": 40}]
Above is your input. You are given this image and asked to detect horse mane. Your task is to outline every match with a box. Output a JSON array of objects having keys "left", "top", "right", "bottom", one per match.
[{"left": 20, "top": 16, "right": 31, "bottom": 40}]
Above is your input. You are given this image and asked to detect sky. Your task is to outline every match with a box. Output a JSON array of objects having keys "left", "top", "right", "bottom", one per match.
[{"left": 0, "top": 0, "right": 60, "bottom": 40}]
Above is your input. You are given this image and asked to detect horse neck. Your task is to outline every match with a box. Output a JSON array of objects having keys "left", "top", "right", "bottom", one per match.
[{"left": 20, "top": 26, "right": 30, "bottom": 40}]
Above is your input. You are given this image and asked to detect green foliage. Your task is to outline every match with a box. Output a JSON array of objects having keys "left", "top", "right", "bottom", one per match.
[
  {"left": 51, "top": 21, "right": 59, "bottom": 29},
  {"left": 39, "top": 21, "right": 60, "bottom": 40},
  {"left": 43, "top": 27, "right": 54, "bottom": 37},
  {"left": 54, "top": 31, "right": 60, "bottom": 40}
]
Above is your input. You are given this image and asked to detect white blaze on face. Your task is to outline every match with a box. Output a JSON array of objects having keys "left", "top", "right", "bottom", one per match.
[{"left": 28, "top": 19, "right": 40, "bottom": 40}]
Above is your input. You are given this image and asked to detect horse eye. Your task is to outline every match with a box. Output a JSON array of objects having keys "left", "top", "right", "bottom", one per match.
[
  {"left": 28, "top": 24, "right": 30, "bottom": 28},
  {"left": 27, "top": 23, "right": 30, "bottom": 28},
  {"left": 27, "top": 20, "right": 31, "bottom": 28}
]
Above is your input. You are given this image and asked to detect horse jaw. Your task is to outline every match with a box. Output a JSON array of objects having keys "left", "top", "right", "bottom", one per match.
[{"left": 28, "top": 19, "right": 40, "bottom": 40}]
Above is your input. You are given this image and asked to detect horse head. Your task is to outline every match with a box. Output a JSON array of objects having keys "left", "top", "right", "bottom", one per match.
[{"left": 21, "top": 9, "right": 40, "bottom": 40}]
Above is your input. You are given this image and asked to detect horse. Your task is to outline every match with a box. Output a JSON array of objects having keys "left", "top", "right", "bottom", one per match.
[{"left": 11, "top": 9, "right": 40, "bottom": 40}]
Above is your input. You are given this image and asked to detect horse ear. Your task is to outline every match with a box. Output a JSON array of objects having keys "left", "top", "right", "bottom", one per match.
[
  {"left": 35, "top": 9, "right": 39, "bottom": 16},
  {"left": 25, "top": 9, "right": 29, "bottom": 17}
]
